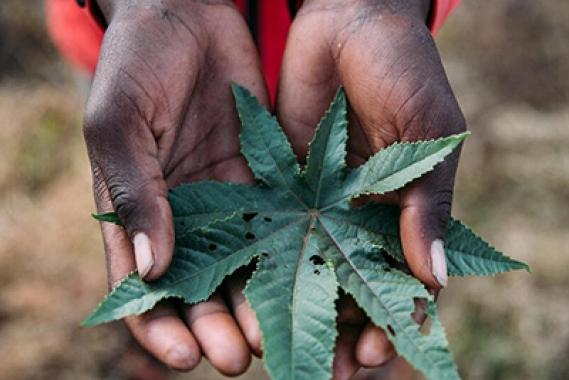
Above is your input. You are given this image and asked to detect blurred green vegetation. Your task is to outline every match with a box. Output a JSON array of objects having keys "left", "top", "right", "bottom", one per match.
[{"left": 15, "top": 107, "right": 78, "bottom": 193}]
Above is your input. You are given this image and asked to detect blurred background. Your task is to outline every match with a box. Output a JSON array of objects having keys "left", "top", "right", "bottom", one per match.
[{"left": 0, "top": 1, "right": 567, "bottom": 379}]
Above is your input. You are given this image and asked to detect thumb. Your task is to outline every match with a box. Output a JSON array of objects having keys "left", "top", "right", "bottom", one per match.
[
  {"left": 276, "top": 15, "right": 339, "bottom": 161},
  {"left": 85, "top": 98, "right": 174, "bottom": 282},
  {"left": 398, "top": 156, "right": 459, "bottom": 290}
]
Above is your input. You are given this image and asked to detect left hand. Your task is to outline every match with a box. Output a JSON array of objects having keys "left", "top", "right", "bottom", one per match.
[{"left": 276, "top": 0, "right": 466, "bottom": 377}]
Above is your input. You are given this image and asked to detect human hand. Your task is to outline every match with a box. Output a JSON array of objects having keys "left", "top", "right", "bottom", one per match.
[
  {"left": 83, "top": 0, "right": 268, "bottom": 375},
  {"left": 277, "top": 0, "right": 465, "bottom": 376}
]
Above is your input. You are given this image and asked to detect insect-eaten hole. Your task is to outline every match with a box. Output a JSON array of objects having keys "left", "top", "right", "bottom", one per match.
[
  {"left": 386, "top": 325, "right": 396, "bottom": 337},
  {"left": 383, "top": 267, "right": 392, "bottom": 273},
  {"left": 314, "top": 269, "right": 321, "bottom": 275},
  {"left": 208, "top": 244, "right": 217, "bottom": 251},
  {"left": 309, "top": 255, "right": 325, "bottom": 266},
  {"left": 245, "top": 232, "right": 256, "bottom": 240},
  {"left": 411, "top": 297, "right": 432, "bottom": 335},
  {"left": 264, "top": 217, "right": 272, "bottom": 222},
  {"left": 419, "top": 318, "right": 433, "bottom": 336},
  {"left": 260, "top": 252, "right": 269, "bottom": 258},
  {"left": 242, "top": 212, "right": 258, "bottom": 222}
]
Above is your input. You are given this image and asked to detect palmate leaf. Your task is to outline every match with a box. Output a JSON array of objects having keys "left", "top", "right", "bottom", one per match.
[{"left": 84, "top": 85, "right": 529, "bottom": 380}]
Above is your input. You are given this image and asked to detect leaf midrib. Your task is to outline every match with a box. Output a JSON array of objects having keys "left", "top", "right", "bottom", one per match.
[
  {"left": 289, "top": 215, "right": 317, "bottom": 379},
  {"left": 250, "top": 114, "right": 309, "bottom": 211},
  {"left": 162, "top": 216, "right": 310, "bottom": 293},
  {"left": 320, "top": 146, "right": 453, "bottom": 213}
]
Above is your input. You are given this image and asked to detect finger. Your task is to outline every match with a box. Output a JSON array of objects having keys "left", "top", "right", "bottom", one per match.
[
  {"left": 398, "top": 148, "right": 461, "bottom": 289},
  {"left": 276, "top": 13, "right": 340, "bottom": 161},
  {"left": 223, "top": 266, "right": 263, "bottom": 357},
  {"left": 333, "top": 26, "right": 465, "bottom": 289},
  {"left": 184, "top": 294, "right": 252, "bottom": 376},
  {"left": 355, "top": 323, "right": 396, "bottom": 368},
  {"left": 85, "top": 85, "right": 174, "bottom": 282},
  {"left": 124, "top": 301, "right": 201, "bottom": 372},
  {"left": 97, "top": 200, "right": 200, "bottom": 371},
  {"left": 333, "top": 323, "right": 361, "bottom": 380},
  {"left": 333, "top": 293, "right": 367, "bottom": 380}
]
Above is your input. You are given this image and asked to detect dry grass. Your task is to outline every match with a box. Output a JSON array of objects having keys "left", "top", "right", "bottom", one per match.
[{"left": 0, "top": 1, "right": 567, "bottom": 379}]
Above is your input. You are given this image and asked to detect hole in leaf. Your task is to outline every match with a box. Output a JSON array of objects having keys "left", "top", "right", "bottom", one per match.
[
  {"left": 208, "top": 244, "right": 217, "bottom": 251},
  {"left": 264, "top": 217, "right": 272, "bottom": 222},
  {"left": 180, "top": 221, "right": 185, "bottom": 226},
  {"left": 387, "top": 325, "right": 396, "bottom": 337},
  {"left": 384, "top": 267, "right": 391, "bottom": 273},
  {"left": 309, "top": 255, "right": 325, "bottom": 266},
  {"left": 411, "top": 297, "right": 429, "bottom": 328},
  {"left": 261, "top": 252, "right": 269, "bottom": 258},
  {"left": 242, "top": 212, "right": 258, "bottom": 222},
  {"left": 419, "top": 317, "right": 433, "bottom": 336},
  {"left": 245, "top": 232, "right": 256, "bottom": 240},
  {"left": 314, "top": 269, "right": 321, "bottom": 275}
]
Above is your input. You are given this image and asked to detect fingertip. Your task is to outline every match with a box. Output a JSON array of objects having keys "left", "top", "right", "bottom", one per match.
[
  {"left": 234, "top": 301, "right": 263, "bottom": 357},
  {"left": 165, "top": 343, "right": 201, "bottom": 372},
  {"left": 224, "top": 272, "right": 263, "bottom": 357},
  {"left": 185, "top": 301, "right": 252, "bottom": 376},
  {"left": 355, "top": 324, "right": 396, "bottom": 368},
  {"left": 125, "top": 304, "right": 202, "bottom": 372},
  {"left": 399, "top": 204, "right": 447, "bottom": 290},
  {"left": 137, "top": 198, "right": 175, "bottom": 281},
  {"left": 430, "top": 239, "right": 448, "bottom": 288},
  {"left": 133, "top": 232, "right": 155, "bottom": 279},
  {"left": 202, "top": 315, "right": 252, "bottom": 376}
]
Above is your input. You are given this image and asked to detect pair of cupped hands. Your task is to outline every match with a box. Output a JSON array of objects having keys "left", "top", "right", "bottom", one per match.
[{"left": 84, "top": 0, "right": 465, "bottom": 378}]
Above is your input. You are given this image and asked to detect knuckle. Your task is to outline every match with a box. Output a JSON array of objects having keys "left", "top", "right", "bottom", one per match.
[
  {"left": 431, "top": 189, "right": 453, "bottom": 232},
  {"left": 107, "top": 180, "right": 141, "bottom": 230}
]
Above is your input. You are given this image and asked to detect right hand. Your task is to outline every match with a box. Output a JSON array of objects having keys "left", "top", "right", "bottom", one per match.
[
  {"left": 277, "top": 0, "right": 465, "bottom": 376},
  {"left": 83, "top": 0, "right": 268, "bottom": 375}
]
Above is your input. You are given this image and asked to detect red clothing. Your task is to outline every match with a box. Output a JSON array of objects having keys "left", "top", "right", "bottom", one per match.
[
  {"left": 45, "top": 0, "right": 460, "bottom": 99},
  {"left": 430, "top": 0, "right": 461, "bottom": 35},
  {"left": 45, "top": 0, "right": 103, "bottom": 76}
]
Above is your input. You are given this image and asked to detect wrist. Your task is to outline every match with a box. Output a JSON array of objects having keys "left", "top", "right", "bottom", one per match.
[
  {"left": 94, "top": 0, "right": 235, "bottom": 25},
  {"left": 92, "top": 0, "right": 171, "bottom": 25},
  {"left": 391, "top": 0, "right": 433, "bottom": 24},
  {"left": 94, "top": 0, "right": 139, "bottom": 24},
  {"left": 301, "top": 0, "right": 433, "bottom": 25},
  {"left": 419, "top": 0, "right": 433, "bottom": 23}
]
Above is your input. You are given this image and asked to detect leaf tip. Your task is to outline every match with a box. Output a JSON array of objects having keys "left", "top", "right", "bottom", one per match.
[
  {"left": 92, "top": 212, "right": 123, "bottom": 227},
  {"left": 231, "top": 82, "right": 253, "bottom": 100},
  {"left": 455, "top": 131, "right": 470, "bottom": 143}
]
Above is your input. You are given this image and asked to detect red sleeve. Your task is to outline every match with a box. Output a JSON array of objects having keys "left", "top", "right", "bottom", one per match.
[
  {"left": 46, "top": 0, "right": 460, "bottom": 93},
  {"left": 429, "top": 0, "right": 462, "bottom": 35},
  {"left": 44, "top": 0, "right": 103, "bottom": 77},
  {"left": 259, "top": 1, "right": 291, "bottom": 102}
]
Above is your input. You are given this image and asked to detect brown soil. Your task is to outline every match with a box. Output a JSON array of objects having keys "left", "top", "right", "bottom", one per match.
[{"left": 0, "top": 1, "right": 567, "bottom": 379}]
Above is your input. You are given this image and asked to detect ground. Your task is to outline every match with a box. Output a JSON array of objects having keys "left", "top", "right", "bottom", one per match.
[{"left": 0, "top": 1, "right": 567, "bottom": 379}]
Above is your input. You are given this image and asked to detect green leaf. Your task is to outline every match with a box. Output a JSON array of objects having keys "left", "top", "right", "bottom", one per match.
[
  {"left": 92, "top": 212, "right": 123, "bottom": 227},
  {"left": 232, "top": 83, "right": 303, "bottom": 196},
  {"left": 85, "top": 85, "right": 529, "bottom": 380},
  {"left": 344, "top": 133, "right": 468, "bottom": 201},
  {"left": 245, "top": 221, "right": 339, "bottom": 380},
  {"left": 322, "top": 238, "right": 460, "bottom": 380},
  {"left": 304, "top": 87, "right": 349, "bottom": 208},
  {"left": 444, "top": 219, "right": 530, "bottom": 276}
]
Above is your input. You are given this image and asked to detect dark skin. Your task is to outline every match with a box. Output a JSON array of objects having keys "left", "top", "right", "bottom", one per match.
[{"left": 84, "top": 0, "right": 465, "bottom": 378}]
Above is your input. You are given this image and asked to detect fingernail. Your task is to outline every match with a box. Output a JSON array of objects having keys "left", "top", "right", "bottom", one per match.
[
  {"left": 134, "top": 233, "right": 154, "bottom": 279},
  {"left": 431, "top": 239, "right": 448, "bottom": 287}
]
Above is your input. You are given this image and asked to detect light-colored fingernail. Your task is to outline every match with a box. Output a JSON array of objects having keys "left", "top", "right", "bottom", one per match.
[
  {"left": 134, "top": 233, "right": 154, "bottom": 279},
  {"left": 431, "top": 239, "right": 448, "bottom": 288}
]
